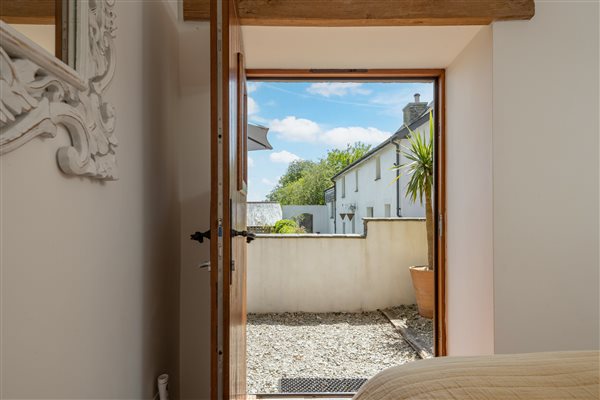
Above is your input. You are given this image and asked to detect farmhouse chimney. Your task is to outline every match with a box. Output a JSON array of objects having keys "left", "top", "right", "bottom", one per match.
[{"left": 403, "top": 93, "right": 428, "bottom": 126}]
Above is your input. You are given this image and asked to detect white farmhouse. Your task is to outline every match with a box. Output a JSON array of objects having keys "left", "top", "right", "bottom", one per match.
[{"left": 326, "top": 94, "right": 431, "bottom": 234}]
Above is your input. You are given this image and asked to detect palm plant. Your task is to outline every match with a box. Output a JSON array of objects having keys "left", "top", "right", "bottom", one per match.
[{"left": 394, "top": 110, "right": 434, "bottom": 269}]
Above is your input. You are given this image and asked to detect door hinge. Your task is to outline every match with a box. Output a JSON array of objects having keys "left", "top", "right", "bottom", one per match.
[{"left": 438, "top": 213, "right": 444, "bottom": 238}]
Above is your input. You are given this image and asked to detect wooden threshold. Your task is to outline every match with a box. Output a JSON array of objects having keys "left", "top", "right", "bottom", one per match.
[
  {"left": 184, "top": 0, "right": 534, "bottom": 26},
  {"left": 380, "top": 309, "right": 433, "bottom": 360}
]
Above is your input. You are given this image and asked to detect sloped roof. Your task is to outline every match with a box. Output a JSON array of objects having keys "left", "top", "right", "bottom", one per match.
[{"left": 331, "top": 105, "right": 433, "bottom": 181}]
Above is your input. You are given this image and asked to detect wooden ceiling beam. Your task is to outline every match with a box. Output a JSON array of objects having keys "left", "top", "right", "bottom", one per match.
[
  {"left": 0, "top": 0, "right": 56, "bottom": 25},
  {"left": 183, "top": 0, "right": 534, "bottom": 26}
]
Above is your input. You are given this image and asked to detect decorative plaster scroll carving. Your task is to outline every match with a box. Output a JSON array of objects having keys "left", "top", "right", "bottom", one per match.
[{"left": 0, "top": 0, "right": 118, "bottom": 180}]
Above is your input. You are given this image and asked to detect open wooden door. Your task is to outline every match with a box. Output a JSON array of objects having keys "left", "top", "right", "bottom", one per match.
[{"left": 210, "top": 0, "right": 249, "bottom": 399}]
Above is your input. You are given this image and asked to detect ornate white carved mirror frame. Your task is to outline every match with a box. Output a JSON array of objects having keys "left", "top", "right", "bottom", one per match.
[{"left": 0, "top": 0, "right": 117, "bottom": 180}]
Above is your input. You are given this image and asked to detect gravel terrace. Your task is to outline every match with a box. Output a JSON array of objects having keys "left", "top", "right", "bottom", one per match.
[{"left": 247, "top": 311, "right": 419, "bottom": 394}]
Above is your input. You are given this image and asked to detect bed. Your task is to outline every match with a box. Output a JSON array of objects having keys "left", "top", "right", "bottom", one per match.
[{"left": 354, "top": 351, "right": 599, "bottom": 400}]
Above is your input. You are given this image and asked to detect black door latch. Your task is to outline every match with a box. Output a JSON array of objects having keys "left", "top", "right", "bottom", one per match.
[
  {"left": 231, "top": 229, "right": 256, "bottom": 243},
  {"left": 190, "top": 230, "right": 211, "bottom": 243},
  {"left": 190, "top": 229, "right": 256, "bottom": 244}
]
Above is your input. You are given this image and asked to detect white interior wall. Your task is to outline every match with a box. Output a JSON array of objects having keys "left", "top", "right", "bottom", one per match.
[
  {"left": 144, "top": 4, "right": 214, "bottom": 398},
  {"left": 144, "top": 4, "right": 213, "bottom": 398},
  {"left": 176, "top": 21, "right": 213, "bottom": 400},
  {"left": 492, "top": 1, "right": 599, "bottom": 353},
  {"left": 1, "top": 2, "right": 181, "bottom": 398},
  {"left": 445, "top": 27, "right": 494, "bottom": 355},
  {"left": 243, "top": 25, "right": 482, "bottom": 69}
]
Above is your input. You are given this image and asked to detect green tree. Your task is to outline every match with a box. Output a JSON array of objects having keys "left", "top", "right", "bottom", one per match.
[
  {"left": 325, "top": 143, "right": 372, "bottom": 171},
  {"left": 267, "top": 143, "right": 371, "bottom": 205},
  {"left": 277, "top": 160, "right": 314, "bottom": 187}
]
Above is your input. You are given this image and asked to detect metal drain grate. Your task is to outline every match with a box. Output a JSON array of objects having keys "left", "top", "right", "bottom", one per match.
[{"left": 279, "top": 378, "right": 368, "bottom": 393}]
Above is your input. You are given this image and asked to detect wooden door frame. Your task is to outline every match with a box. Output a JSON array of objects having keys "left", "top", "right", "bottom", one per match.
[{"left": 245, "top": 69, "right": 447, "bottom": 356}]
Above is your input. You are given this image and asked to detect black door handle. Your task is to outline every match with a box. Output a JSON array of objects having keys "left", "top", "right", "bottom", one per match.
[
  {"left": 190, "top": 229, "right": 211, "bottom": 243},
  {"left": 191, "top": 229, "right": 256, "bottom": 244},
  {"left": 246, "top": 232, "right": 256, "bottom": 243},
  {"left": 231, "top": 229, "right": 256, "bottom": 243}
]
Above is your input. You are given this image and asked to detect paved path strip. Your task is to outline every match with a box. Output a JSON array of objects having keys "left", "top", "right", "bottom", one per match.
[{"left": 380, "top": 309, "right": 433, "bottom": 359}]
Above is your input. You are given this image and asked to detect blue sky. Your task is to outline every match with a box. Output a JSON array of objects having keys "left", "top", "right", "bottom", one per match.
[{"left": 247, "top": 81, "right": 434, "bottom": 201}]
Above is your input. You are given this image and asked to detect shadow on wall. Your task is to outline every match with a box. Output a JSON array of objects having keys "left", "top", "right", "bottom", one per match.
[
  {"left": 140, "top": 1, "right": 212, "bottom": 398},
  {"left": 142, "top": 1, "right": 182, "bottom": 398},
  {"left": 161, "top": 6, "right": 213, "bottom": 400}
]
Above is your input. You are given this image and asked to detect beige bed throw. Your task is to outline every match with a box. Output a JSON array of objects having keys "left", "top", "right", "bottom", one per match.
[{"left": 354, "top": 351, "right": 599, "bottom": 400}]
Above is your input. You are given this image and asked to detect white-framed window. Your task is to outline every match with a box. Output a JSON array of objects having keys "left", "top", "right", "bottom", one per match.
[
  {"left": 375, "top": 156, "right": 381, "bottom": 180},
  {"left": 354, "top": 170, "right": 359, "bottom": 192},
  {"left": 341, "top": 176, "right": 346, "bottom": 198},
  {"left": 366, "top": 207, "right": 374, "bottom": 217},
  {"left": 384, "top": 204, "right": 391, "bottom": 217}
]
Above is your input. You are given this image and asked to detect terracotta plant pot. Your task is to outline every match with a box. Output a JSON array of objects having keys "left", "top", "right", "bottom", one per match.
[{"left": 409, "top": 265, "right": 434, "bottom": 319}]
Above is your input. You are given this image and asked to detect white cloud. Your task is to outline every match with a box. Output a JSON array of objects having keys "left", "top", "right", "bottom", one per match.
[
  {"left": 269, "top": 150, "right": 302, "bottom": 164},
  {"left": 248, "top": 156, "right": 254, "bottom": 168},
  {"left": 267, "top": 115, "right": 390, "bottom": 148},
  {"left": 307, "top": 82, "right": 372, "bottom": 97},
  {"left": 320, "top": 127, "right": 391, "bottom": 148},
  {"left": 248, "top": 97, "right": 259, "bottom": 115},
  {"left": 261, "top": 178, "right": 276, "bottom": 186},
  {"left": 269, "top": 116, "right": 320, "bottom": 142}
]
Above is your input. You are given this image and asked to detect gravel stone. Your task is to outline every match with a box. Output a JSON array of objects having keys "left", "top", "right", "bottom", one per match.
[
  {"left": 383, "top": 304, "right": 434, "bottom": 354},
  {"left": 247, "top": 311, "right": 418, "bottom": 394}
]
